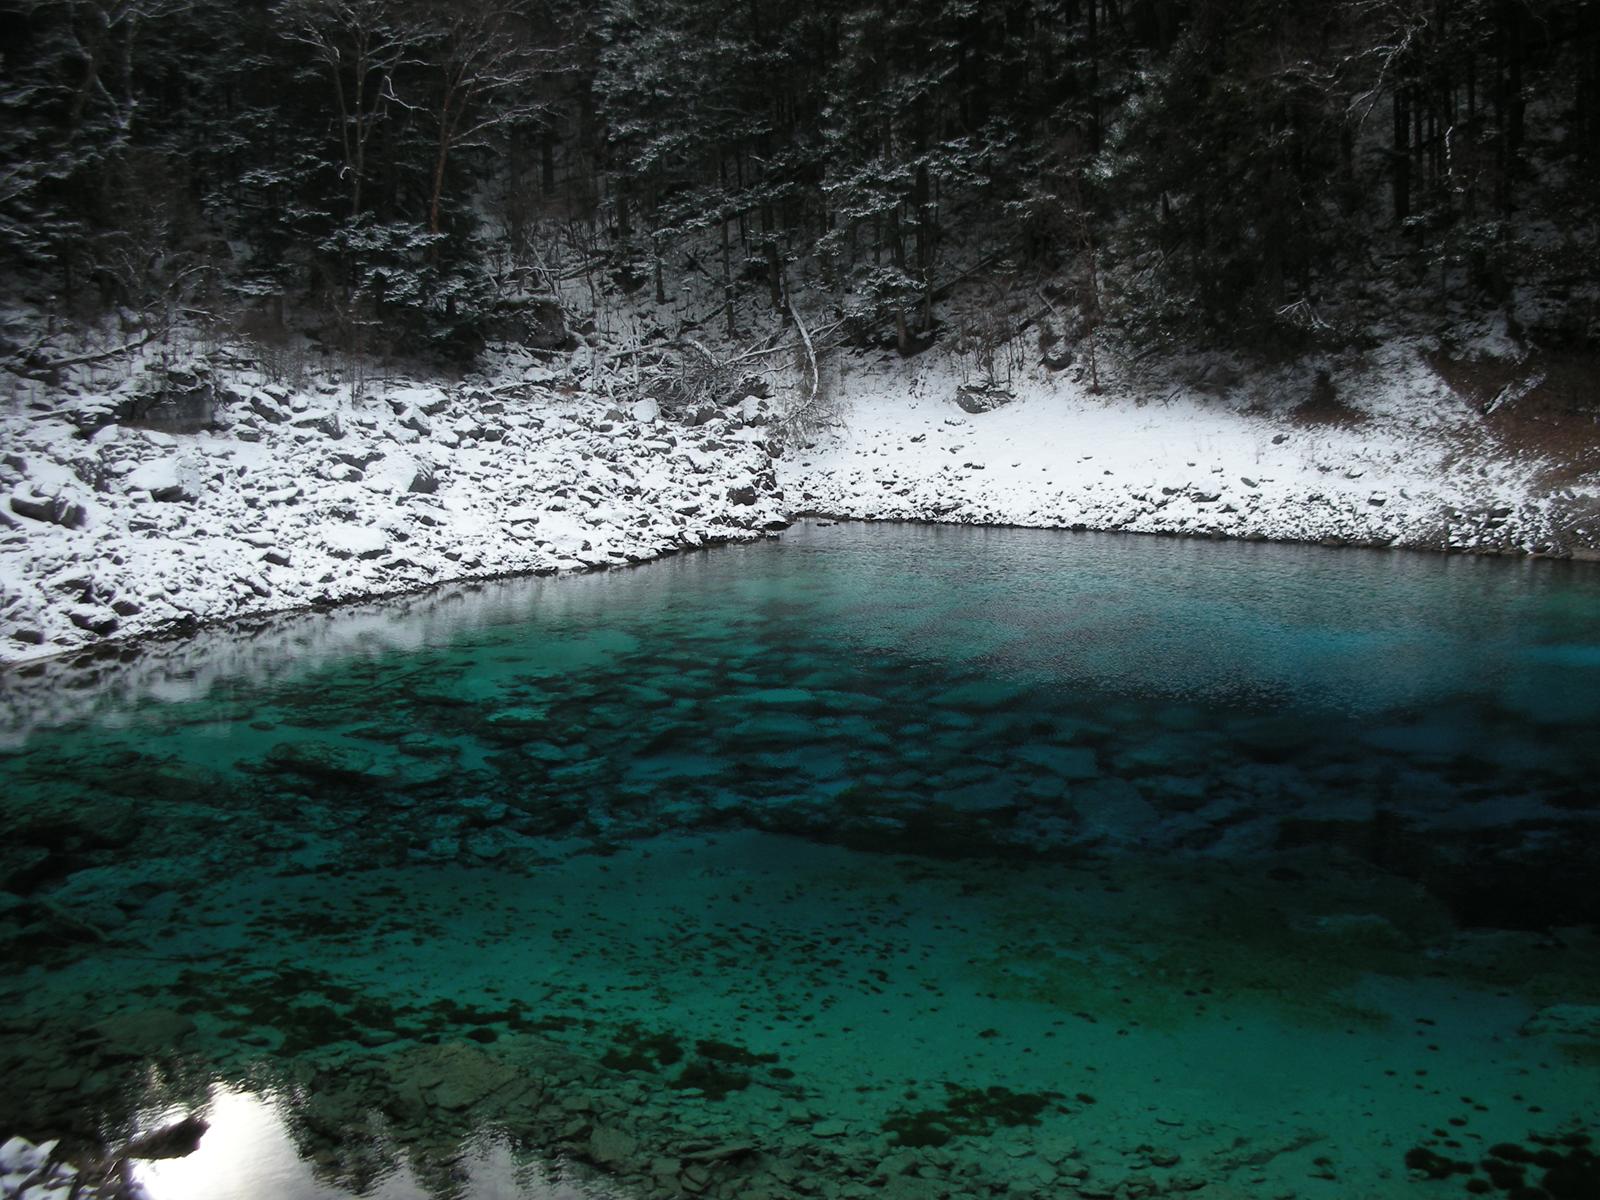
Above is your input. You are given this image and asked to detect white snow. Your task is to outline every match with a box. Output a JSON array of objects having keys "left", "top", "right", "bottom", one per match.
[
  {"left": 0, "top": 365, "right": 785, "bottom": 664},
  {"left": 0, "top": 336, "right": 1592, "bottom": 666},
  {"left": 779, "top": 341, "right": 1581, "bottom": 556}
]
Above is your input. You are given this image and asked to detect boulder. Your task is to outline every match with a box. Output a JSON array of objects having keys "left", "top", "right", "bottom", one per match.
[
  {"left": 10, "top": 491, "right": 86, "bottom": 529},
  {"left": 65, "top": 606, "right": 119, "bottom": 636},
  {"left": 250, "top": 394, "right": 288, "bottom": 424},
  {"left": 293, "top": 411, "right": 344, "bottom": 439},
  {"left": 954, "top": 384, "right": 1014, "bottom": 414},
  {"left": 117, "top": 368, "right": 218, "bottom": 433},
  {"left": 484, "top": 296, "right": 576, "bottom": 351},
  {"left": 589, "top": 1125, "right": 639, "bottom": 1167},
  {"left": 121, "top": 1116, "right": 209, "bottom": 1160}
]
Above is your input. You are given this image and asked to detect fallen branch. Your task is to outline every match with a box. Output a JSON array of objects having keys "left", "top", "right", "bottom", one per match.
[
  {"left": 4, "top": 329, "right": 159, "bottom": 379},
  {"left": 1483, "top": 372, "right": 1544, "bottom": 417}
]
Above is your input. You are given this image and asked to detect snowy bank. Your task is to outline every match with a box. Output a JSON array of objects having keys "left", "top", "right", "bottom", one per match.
[
  {"left": 1, "top": 360, "right": 787, "bottom": 665},
  {"left": 781, "top": 341, "right": 1600, "bottom": 558},
  {"left": 3, "top": 338, "right": 1596, "bottom": 666}
]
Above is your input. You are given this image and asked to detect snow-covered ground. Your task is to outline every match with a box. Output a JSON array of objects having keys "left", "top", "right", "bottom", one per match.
[
  {"left": 2, "top": 336, "right": 1595, "bottom": 666},
  {"left": 781, "top": 340, "right": 1596, "bottom": 555},
  {"left": 0, "top": 351, "right": 786, "bottom": 665}
]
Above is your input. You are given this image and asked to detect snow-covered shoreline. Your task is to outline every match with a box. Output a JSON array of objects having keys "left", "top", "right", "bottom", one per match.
[
  {"left": 0, "top": 359, "right": 789, "bottom": 667},
  {"left": 3, "top": 339, "right": 1596, "bottom": 668},
  {"left": 780, "top": 341, "right": 1598, "bottom": 561}
]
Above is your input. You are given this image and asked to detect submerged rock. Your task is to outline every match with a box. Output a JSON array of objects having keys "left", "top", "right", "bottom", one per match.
[
  {"left": 260, "top": 742, "right": 390, "bottom": 787},
  {"left": 121, "top": 1114, "right": 209, "bottom": 1160},
  {"left": 90, "top": 1009, "right": 197, "bottom": 1060},
  {"left": 1522, "top": 1004, "right": 1600, "bottom": 1043}
]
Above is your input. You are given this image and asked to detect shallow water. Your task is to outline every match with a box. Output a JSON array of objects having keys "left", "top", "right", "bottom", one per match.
[{"left": 2, "top": 522, "right": 1598, "bottom": 1200}]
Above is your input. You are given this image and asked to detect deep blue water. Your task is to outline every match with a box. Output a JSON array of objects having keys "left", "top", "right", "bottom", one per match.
[{"left": 2, "top": 522, "right": 1598, "bottom": 1200}]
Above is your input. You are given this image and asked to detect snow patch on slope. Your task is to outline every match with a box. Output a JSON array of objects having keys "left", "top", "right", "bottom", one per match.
[{"left": 780, "top": 343, "right": 1581, "bottom": 555}]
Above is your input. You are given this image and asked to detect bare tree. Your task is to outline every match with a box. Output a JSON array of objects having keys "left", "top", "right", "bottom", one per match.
[
  {"left": 49, "top": 0, "right": 190, "bottom": 139},
  {"left": 277, "top": 0, "right": 422, "bottom": 223},
  {"left": 419, "top": 0, "right": 553, "bottom": 243}
]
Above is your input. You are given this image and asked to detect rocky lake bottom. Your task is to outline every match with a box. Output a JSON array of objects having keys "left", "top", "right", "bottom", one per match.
[{"left": 1, "top": 523, "right": 1597, "bottom": 1200}]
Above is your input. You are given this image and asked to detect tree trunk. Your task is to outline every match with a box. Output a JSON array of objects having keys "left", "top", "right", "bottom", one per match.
[
  {"left": 721, "top": 216, "right": 736, "bottom": 338},
  {"left": 765, "top": 239, "right": 785, "bottom": 315},
  {"left": 1392, "top": 86, "right": 1411, "bottom": 222}
]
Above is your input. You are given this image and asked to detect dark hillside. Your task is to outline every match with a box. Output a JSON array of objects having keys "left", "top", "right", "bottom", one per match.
[{"left": 1, "top": 0, "right": 1598, "bottom": 380}]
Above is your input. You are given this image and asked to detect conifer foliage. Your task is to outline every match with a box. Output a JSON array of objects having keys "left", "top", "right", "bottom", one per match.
[{"left": 2, "top": 0, "right": 1596, "bottom": 360}]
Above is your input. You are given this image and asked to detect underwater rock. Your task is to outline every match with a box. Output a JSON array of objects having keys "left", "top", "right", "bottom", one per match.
[
  {"left": 588, "top": 1124, "right": 639, "bottom": 1167},
  {"left": 1014, "top": 744, "right": 1098, "bottom": 781},
  {"left": 259, "top": 742, "right": 390, "bottom": 788},
  {"left": 390, "top": 1043, "right": 524, "bottom": 1113},
  {"left": 90, "top": 1008, "right": 196, "bottom": 1060},
  {"left": 1522, "top": 1004, "right": 1600, "bottom": 1043},
  {"left": 121, "top": 1114, "right": 209, "bottom": 1159},
  {"left": 0, "top": 845, "right": 55, "bottom": 894}
]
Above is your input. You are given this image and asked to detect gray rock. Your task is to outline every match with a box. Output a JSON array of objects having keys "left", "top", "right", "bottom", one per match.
[
  {"left": 954, "top": 384, "right": 1014, "bottom": 414},
  {"left": 92, "top": 1009, "right": 197, "bottom": 1059},
  {"left": 11, "top": 493, "right": 86, "bottom": 529},
  {"left": 118, "top": 370, "right": 218, "bottom": 433},
  {"left": 589, "top": 1125, "right": 639, "bottom": 1167},
  {"left": 293, "top": 412, "right": 344, "bottom": 439},
  {"left": 66, "top": 607, "right": 119, "bottom": 636},
  {"left": 121, "top": 1115, "right": 209, "bottom": 1160},
  {"left": 250, "top": 395, "right": 288, "bottom": 424}
]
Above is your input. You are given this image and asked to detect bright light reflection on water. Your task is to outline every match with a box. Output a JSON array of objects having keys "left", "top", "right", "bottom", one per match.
[{"left": 134, "top": 1087, "right": 616, "bottom": 1200}]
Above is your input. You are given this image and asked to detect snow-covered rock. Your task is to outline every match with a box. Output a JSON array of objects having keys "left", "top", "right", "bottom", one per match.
[
  {"left": 2, "top": 337, "right": 1591, "bottom": 667},
  {"left": 0, "top": 367, "right": 787, "bottom": 664}
]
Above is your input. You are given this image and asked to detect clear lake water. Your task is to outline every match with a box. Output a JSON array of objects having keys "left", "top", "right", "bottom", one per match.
[{"left": 1, "top": 521, "right": 1598, "bottom": 1200}]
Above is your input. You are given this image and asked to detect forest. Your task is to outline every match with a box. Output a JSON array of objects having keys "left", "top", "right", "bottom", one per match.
[{"left": 2, "top": 0, "right": 1599, "bottom": 369}]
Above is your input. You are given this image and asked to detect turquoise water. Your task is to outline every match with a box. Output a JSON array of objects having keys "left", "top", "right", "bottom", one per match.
[{"left": 2, "top": 522, "right": 1598, "bottom": 1200}]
